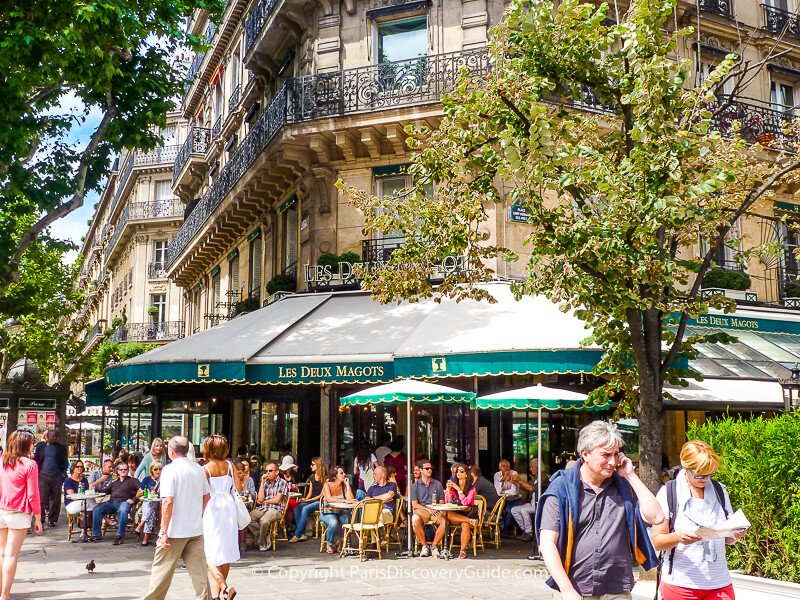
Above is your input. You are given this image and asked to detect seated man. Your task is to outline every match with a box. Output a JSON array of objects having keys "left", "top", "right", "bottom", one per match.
[
  {"left": 366, "top": 466, "right": 397, "bottom": 525},
  {"left": 469, "top": 465, "right": 499, "bottom": 513},
  {"left": 88, "top": 458, "right": 114, "bottom": 489},
  {"left": 510, "top": 459, "right": 543, "bottom": 542},
  {"left": 494, "top": 459, "right": 523, "bottom": 535},
  {"left": 247, "top": 462, "right": 288, "bottom": 551},
  {"left": 409, "top": 459, "right": 447, "bottom": 558},
  {"left": 91, "top": 462, "right": 141, "bottom": 544}
]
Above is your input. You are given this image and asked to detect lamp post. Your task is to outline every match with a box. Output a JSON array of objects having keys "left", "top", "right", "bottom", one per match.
[{"left": 779, "top": 363, "right": 800, "bottom": 412}]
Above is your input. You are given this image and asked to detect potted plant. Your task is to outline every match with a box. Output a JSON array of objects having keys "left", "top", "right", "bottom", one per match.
[
  {"left": 701, "top": 268, "right": 754, "bottom": 301},
  {"left": 266, "top": 272, "right": 296, "bottom": 295},
  {"left": 783, "top": 279, "right": 800, "bottom": 308},
  {"left": 147, "top": 305, "right": 159, "bottom": 316}
]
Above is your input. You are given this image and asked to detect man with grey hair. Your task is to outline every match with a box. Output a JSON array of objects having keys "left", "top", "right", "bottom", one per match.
[
  {"left": 535, "top": 421, "right": 664, "bottom": 600},
  {"left": 142, "top": 436, "right": 211, "bottom": 600}
]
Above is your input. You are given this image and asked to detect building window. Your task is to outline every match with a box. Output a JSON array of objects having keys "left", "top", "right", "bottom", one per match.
[
  {"left": 161, "top": 124, "right": 176, "bottom": 145},
  {"left": 228, "top": 254, "right": 240, "bottom": 300},
  {"left": 211, "top": 271, "right": 221, "bottom": 311},
  {"left": 150, "top": 293, "right": 166, "bottom": 323},
  {"left": 700, "top": 221, "right": 742, "bottom": 272},
  {"left": 154, "top": 241, "right": 168, "bottom": 265},
  {"left": 154, "top": 180, "right": 173, "bottom": 216},
  {"left": 192, "top": 288, "right": 202, "bottom": 333},
  {"left": 249, "top": 236, "right": 263, "bottom": 300},
  {"left": 377, "top": 17, "right": 427, "bottom": 64},
  {"left": 284, "top": 209, "right": 298, "bottom": 273},
  {"left": 696, "top": 60, "right": 735, "bottom": 95},
  {"left": 771, "top": 79, "right": 795, "bottom": 114}
]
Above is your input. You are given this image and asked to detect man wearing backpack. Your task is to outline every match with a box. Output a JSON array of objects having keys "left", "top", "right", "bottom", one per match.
[
  {"left": 535, "top": 421, "right": 664, "bottom": 600},
  {"left": 651, "top": 441, "right": 746, "bottom": 600}
]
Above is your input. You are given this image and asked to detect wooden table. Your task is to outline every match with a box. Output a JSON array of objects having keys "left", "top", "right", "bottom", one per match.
[
  {"left": 70, "top": 493, "right": 108, "bottom": 543},
  {"left": 288, "top": 492, "right": 303, "bottom": 499},
  {"left": 425, "top": 504, "right": 468, "bottom": 560}
]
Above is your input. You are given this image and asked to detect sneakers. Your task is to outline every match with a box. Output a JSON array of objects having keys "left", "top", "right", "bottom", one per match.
[
  {"left": 419, "top": 545, "right": 430, "bottom": 557},
  {"left": 431, "top": 546, "right": 441, "bottom": 558},
  {"left": 297, "top": 534, "right": 308, "bottom": 542},
  {"left": 519, "top": 532, "right": 534, "bottom": 542},
  {"left": 259, "top": 544, "right": 269, "bottom": 552},
  {"left": 289, "top": 536, "right": 301, "bottom": 543}
]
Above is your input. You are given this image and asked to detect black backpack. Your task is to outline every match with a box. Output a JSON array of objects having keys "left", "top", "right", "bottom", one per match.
[{"left": 654, "top": 479, "right": 729, "bottom": 599}]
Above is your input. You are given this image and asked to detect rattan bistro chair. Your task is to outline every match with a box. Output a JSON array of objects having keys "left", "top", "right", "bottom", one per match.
[
  {"left": 447, "top": 495, "right": 486, "bottom": 557},
  {"left": 480, "top": 494, "right": 506, "bottom": 550},
  {"left": 382, "top": 495, "right": 405, "bottom": 551},
  {"left": 340, "top": 498, "right": 384, "bottom": 561},
  {"left": 271, "top": 499, "right": 291, "bottom": 550}
]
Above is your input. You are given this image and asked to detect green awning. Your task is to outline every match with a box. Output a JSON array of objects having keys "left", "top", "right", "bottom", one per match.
[
  {"left": 85, "top": 378, "right": 111, "bottom": 407},
  {"left": 340, "top": 379, "right": 476, "bottom": 407},
  {"left": 396, "top": 350, "right": 604, "bottom": 379},
  {"left": 106, "top": 361, "right": 246, "bottom": 388}
]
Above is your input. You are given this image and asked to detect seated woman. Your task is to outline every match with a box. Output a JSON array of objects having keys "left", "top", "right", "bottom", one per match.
[
  {"left": 290, "top": 457, "right": 326, "bottom": 542},
  {"left": 134, "top": 461, "right": 162, "bottom": 546},
  {"left": 320, "top": 465, "right": 355, "bottom": 554},
  {"left": 234, "top": 457, "right": 257, "bottom": 499},
  {"left": 279, "top": 456, "right": 300, "bottom": 529},
  {"left": 445, "top": 462, "right": 478, "bottom": 560},
  {"left": 64, "top": 461, "right": 92, "bottom": 516}
]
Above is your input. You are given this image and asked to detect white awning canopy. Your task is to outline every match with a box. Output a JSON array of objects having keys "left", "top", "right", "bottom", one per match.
[{"left": 664, "top": 378, "right": 784, "bottom": 411}]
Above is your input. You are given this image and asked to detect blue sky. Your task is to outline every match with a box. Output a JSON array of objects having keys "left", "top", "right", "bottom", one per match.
[{"left": 48, "top": 93, "right": 104, "bottom": 264}]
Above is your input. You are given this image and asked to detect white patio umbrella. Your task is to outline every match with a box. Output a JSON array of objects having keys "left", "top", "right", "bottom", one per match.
[
  {"left": 67, "top": 422, "right": 102, "bottom": 430},
  {"left": 476, "top": 384, "right": 606, "bottom": 500},
  {"left": 340, "top": 379, "right": 476, "bottom": 554}
]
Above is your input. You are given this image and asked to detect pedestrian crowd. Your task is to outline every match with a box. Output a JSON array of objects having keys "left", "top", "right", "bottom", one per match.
[{"left": 0, "top": 421, "right": 748, "bottom": 600}]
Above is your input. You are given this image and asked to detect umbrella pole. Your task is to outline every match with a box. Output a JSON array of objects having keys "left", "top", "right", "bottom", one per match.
[
  {"left": 406, "top": 397, "right": 413, "bottom": 554},
  {"left": 78, "top": 421, "right": 82, "bottom": 460},
  {"left": 100, "top": 405, "right": 106, "bottom": 463},
  {"left": 537, "top": 407, "right": 542, "bottom": 502}
]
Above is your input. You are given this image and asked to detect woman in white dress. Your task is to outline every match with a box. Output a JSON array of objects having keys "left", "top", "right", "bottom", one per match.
[{"left": 202, "top": 435, "right": 241, "bottom": 600}]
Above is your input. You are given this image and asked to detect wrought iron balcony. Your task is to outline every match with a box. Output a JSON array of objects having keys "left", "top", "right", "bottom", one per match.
[
  {"left": 288, "top": 48, "right": 491, "bottom": 120},
  {"left": 135, "top": 145, "right": 179, "bottom": 166},
  {"left": 129, "top": 199, "right": 183, "bottom": 220},
  {"left": 362, "top": 235, "right": 407, "bottom": 265},
  {"left": 186, "top": 50, "right": 206, "bottom": 86},
  {"left": 82, "top": 319, "right": 107, "bottom": 353},
  {"left": 762, "top": 4, "right": 800, "bottom": 37},
  {"left": 710, "top": 95, "right": 798, "bottom": 149},
  {"left": 212, "top": 116, "right": 223, "bottom": 141},
  {"left": 700, "top": 0, "right": 732, "bottom": 17},
  {"left": 104, "top": 204, "right": 129, "bottom": 261},
  {"left": 173, "top": 127, "right": 211, "bottom": 185},
  {"left": 148, "top": 262, "right": 168, "bottom": 279},
  {"left": 245, "top": 0, "right": 279, "bottom": 55},
  {"left": 229, "top": 83, "right": 241, "bottom": 113},
  {"left": 109, "top": 152, "right": 135, "bottom": 217},
  {"left": 110, "top": 321, "right": 185, "bottom": 343}
]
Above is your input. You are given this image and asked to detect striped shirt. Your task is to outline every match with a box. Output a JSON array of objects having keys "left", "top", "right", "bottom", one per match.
[{"left": 657, "top": 474, "right": 733, "bottom": 590}]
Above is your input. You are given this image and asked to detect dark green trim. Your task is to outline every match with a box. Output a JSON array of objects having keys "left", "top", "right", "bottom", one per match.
[
  {"left": 373, "top": 164, "right": 411, "bottom": 177},
  {"left": 227, "top": 248, "right": 240, "bottom": 262},
  {"left": 475, "top": 397, "right": 609, "bottom": 411},
  {"left": 106, "top": 361, "right": 246, "bottom": 388},
  {"left": 776, "top": 201, "right": 800, "bottom": 213},
  {"left": 395, "top": 349, "right": 604, "bottom": 379},
  {"left": 85, "top": 378, "right": 110, "bottom": 407},
  {"left": 192, "top": 283, "right": 202, "bottom": 293},
  {"left": 210, "top": 265, "right": 221, "bottom": 277},
  {"left": 279, "top": 194, "right": 297, "bottom": 213},
  {"left": 247, "top": 362, "right": 394, "bottom": 385},
  {"left": 247, "top": 228, "right": 262, "bottom": 242}
]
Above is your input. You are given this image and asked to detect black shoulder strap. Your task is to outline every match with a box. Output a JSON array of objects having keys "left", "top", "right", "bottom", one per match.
[
  {"left": 666, "top": 479, "right": 678, "bottom": 575},
  {"left": 710, "top": 480, "right": 730, "bottom": 518}
]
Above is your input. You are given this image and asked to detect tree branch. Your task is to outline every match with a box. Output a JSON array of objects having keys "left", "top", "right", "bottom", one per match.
[
  {"left": 498, "top": 92, "right": 531, "bottom": 134},
  {"left": 5, "top": 94, "right": 118, "bottom": 284}
]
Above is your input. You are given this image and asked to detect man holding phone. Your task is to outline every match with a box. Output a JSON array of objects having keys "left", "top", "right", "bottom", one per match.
[{"left": 535, "top": 421, "right": 664, "bottom": 600}]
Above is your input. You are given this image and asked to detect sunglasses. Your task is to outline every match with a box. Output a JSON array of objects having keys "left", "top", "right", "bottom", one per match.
[
  {"left": 422, "top": 466, "right": 433, "bottom": 470},
  {"left": 457, "top": 469, "right": 466, "bottom": 473},
  {"left": 75, "top": 465, "right": 84, "bottom": 469},
  {"left": 117, "top": 468, "right": 129, "bottom": 472},
  {"left": 264, "top": 468, "right": 277, "bottom": 472},
  {"left": 688, "top": 470, "right": 714, "bottom": 481},
  {"left": 153, "top": 468, "right": 162, "bottom": 471}
]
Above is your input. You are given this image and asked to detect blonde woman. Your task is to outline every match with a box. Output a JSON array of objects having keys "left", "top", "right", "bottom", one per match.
[
  {"left": 289, "top": 457, "right": 327, "bottom": 542},
  {"left": 135, "top": 461, "right": 163, "bottom": 546},
  {"left": 0, "top": 431, "right": 43, "bottom": 600},
  {"left": 136, "top": 438, "right": 165, "bottom": 481},
  {"left": 652, "top": 441, "right": 745, "bottom": 600}
]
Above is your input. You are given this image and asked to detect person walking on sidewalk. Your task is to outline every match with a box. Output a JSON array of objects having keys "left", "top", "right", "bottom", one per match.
[
  {"left": 535, "top": 421, "right": 664, "bottom": 600},
  {"left": 0, "top": 431, "right": 43, "bottom": 600},
  {"left": 142, "top": 436, "right": 212, "bottom": 600},
  {"left": 33, "top": 430, "right": 67, "bottom": 527},
  {"left": 651, "top": 441, "right": 746, "bottom": 600}
]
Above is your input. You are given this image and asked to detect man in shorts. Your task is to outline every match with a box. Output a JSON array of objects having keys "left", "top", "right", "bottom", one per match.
[{"left": 409, "top": 459, "right": 447, "bottom": 557}]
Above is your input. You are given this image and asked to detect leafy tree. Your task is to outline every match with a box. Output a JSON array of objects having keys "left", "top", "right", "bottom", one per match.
[
  {"left": 0, "top": 0, "right": 224, "bottom": 289},
  {"left": 340, "top": 0, "right": 800, "bottom": 490}
]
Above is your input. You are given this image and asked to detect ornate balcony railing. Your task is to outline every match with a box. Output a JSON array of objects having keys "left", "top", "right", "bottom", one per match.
[
  {"left": 212, "top": 115, "right": 223, "bottom": 140},
  {"left": 173, "top": 127, "right": 211, "bottom": 184},
  {"left": 167, "top": 83, "right": 290, "bottom": 265},
  {"left": 710, "top": 95, "right": 797, "bottom": 149},
  {"left": 229, "top": 83, "right": 241, "bottom": 113},
  {"left": 186, "top": 50, "right": 207, "bottom": 85},
  {"left": 288, "top": 48, "right": 491, "bottom": 120},
  {"left": 700, "top": 0, "right": 732, "bottom": 17},
  {"left": 245, "top": 0, "right": 280, "bottom": 55},
  {"left": 362, "top": 235, "right": 407, "bottom": 265},
  {"left": 136, "top": 145, "right": 179, "bottom": 166},
  {"left": 167, "top": 50, "right": 491, "bottom": 266},
  {"left": 129, "top": 199, "right": 184, "bottom": 220},
  {"left": 82, "top": 319, "right": 107, "bottom": 352},
  {"left": 148, "top": 262, "right": 168, "bottom": 279},
  {"left": 762, "top": 4, "right": 800, "bottom": 37},
  {"left": 110, "top": 321, "right": 185, "bottom": 343},
  {"left": 109, "top": 152, "right": 135, "bottom": 217},
  {"left": 104, "top": 204, "right": 129, "bottom": 261}
]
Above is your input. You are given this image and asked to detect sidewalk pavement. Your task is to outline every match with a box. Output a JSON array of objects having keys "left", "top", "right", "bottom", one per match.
[{"left": 12, "top": 525, "right": 558, "bottom": 600}]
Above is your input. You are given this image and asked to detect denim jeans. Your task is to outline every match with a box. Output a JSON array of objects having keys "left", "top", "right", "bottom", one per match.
[
  {"left": 293, "top": 501, "right": 320, "bottom": 537},
  {"left": 92, "top": 500, "right": 133, "bottom": 537},
  {"left": 320, "top": 511, "right": 350, "bottom": 545}
]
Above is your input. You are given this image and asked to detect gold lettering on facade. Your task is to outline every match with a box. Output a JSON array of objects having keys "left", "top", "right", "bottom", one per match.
[{"left": 695, "top": 315, "right": 758, "bottom": 330}]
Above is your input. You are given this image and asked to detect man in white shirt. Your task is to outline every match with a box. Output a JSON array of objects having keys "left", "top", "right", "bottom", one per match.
[
  {"left": 374, "top": 434, "right": 392, "bottom": 467},
  {"left": 142, "top": 436, "right": 211, "bottom": 600},
  {"left": 494, "top": 459, "right": 523, "bottom": 536}
]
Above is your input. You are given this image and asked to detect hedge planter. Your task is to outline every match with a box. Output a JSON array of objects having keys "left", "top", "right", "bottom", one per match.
[
  {"left": 699, "top": 287, "right": 758, "bottom": 302},
  {"left": 730, "top": 573, "right": 800, "bottom": 600}
]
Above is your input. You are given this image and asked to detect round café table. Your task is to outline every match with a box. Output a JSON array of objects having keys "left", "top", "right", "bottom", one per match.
[
  {"left": 425, "top": 503, "right": 469, "bottom": 560},
  {"left": 70, "top": 493, "right": 108, "bottom": 543}
]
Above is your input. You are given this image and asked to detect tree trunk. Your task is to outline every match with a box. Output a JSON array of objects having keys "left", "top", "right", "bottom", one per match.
[{"left": 636, "top": 381, "right": 664, "bottom": 493}]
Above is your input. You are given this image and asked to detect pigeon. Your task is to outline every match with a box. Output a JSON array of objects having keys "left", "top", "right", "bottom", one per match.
[{"left": 86, "top": 560, "right": 95, "bottom": 574}]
